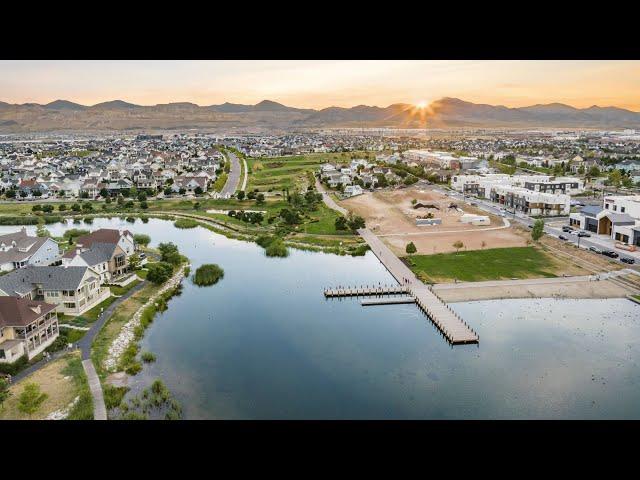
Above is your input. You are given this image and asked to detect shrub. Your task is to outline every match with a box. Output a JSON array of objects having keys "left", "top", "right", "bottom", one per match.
[
  {"left": 265, "top": 238, "right": 288, "bottom": 257},
  {"left": 406, "top": 242, "right": 417, "bottom": 254},
  {"left": 141, "top": 351, "right": 156, "bottom": 363},
  {"left": 18, "top": 383, "right": 48, "bottom": 416},
  {"left": 193, "top": 264, "right": 224, "bottom": 286},
  {"left": 146, "top": 262, "right": 174, "bottom": 284}
]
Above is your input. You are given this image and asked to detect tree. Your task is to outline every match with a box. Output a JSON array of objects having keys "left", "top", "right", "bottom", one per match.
[
  {"left": 164, "top": 187, "right": 172, "bottom": 196},
  {"left": 452, "top": 240, "right": 464, "bottom": 254},
  {"left": 347, "top": 214, "right": 365, "bottom": 232},
  {"left": 0, "top": 378, "right": 10, "bottom": 409},
  {"left": 82, "top": 203, "right": 93, "bottom": 212},
  {"left": 256, "top": 193, "right": 265, "bottom": 205},
  {"left": 71, "top": 203, "right": 81, "bottom": 212},
  {"left": 17, "top": 383, "right": 48, "bottom": 417},
  {"left": 194, "top": 186, "right": 203, "bottom": 195},
  {"left": 608, "top": 169, "right": 622, "bottom": 189},
  {"left": 129, "top": 253, "right": 141, "bottom": 271},
  {"left": 146, "top": 262, "right": 173, "bottom": 284},
  {"left": 139, "top": 201, "right": 148, "bottom": 209},
  {"left": 58, "top": 204, "right": 67, "bottom": 211},
  {"left": 531, "top": 219, "right": 544, "bottom": 241},
  {"left": 406, "top": 242, "right": 417, "bottom": 254},
  {"left": 100, "top": 188, "right": 110, "bottom": 198},
  {"left": 158, "top": 242, "right": 182, "bottom": 265},
  {"left": 32, "top": 204, "right": 42, "bottom": 212},
  {"left": 237, "top": 190, "right": 245, "bottom": 201},
  {"left": 133, "top": 233, "right": 151, "bottom": 248},
  {"left": 42, "top": 205, "right": 54, "bottom": 214},
  {"left": 335, "top": 216, "right": 348, "bottom": 231}
]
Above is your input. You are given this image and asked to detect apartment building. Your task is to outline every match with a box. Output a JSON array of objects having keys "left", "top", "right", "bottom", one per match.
[{"left": 490, "top": 185, "right": 570, "bottom": 216}]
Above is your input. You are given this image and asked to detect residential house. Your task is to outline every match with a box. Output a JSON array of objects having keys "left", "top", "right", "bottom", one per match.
[
  {"left": 0, "top": 228, "right": 60, "bottom": 272},
  {"left": 0, "top": 265, "right": 110, "bottom": 316},
  {"left": 0, "top": 296, "right": 59, "bottom": 363}
]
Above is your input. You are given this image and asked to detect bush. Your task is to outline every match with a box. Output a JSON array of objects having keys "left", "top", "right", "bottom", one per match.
[
  {"left": 193, "top": 264, "right": 224, "bottom": 286},
  {"left": 146, "top": 262, "right": 174, "bottom": 284},
  {"left": 265, "top": 238, "right": 288, "bottom": 257},
  {"left": 174, "top": 218, "right": 198, "bottom": 229},
  {"left": 406, "top": 242, "right": 417, "bottom": 254},
  {"left": 141, "top": 351, "right": 156, "bottom": 363}
]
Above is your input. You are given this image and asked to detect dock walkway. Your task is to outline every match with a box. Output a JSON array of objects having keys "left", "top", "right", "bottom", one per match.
[{"left": 357, "top": 228, "right": 479, "bottom": 345}]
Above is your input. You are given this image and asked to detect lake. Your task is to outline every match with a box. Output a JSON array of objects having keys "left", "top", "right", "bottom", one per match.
[{"left": 4, "top": 218, "right": 640, "bottom": 419}]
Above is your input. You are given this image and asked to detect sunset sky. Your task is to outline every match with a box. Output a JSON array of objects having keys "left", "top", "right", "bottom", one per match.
[{"left": 1, "top": 60, "right": 639, "bottom": 111}]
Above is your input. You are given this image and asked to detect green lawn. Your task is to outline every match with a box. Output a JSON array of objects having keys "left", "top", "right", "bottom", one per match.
[
  {"left": 246, "top": 151, "right": 374, "bottom": 192},
  {"left": 405, "top": 247, "right": 559, "bottom": 283}
]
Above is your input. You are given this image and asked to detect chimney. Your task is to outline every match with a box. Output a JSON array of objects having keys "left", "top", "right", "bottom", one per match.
[{"left": 76, "top": 249, "right": 81, "bottom": 256}]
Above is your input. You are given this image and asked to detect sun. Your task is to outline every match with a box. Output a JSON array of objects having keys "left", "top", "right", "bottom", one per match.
[{"left": 415, "top": 100, "right": 427, "bottom": 109}]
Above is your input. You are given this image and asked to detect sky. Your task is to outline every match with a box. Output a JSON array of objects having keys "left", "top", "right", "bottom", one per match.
[{"left": 1, "top": 60, "right": 639, "bottom": 111}]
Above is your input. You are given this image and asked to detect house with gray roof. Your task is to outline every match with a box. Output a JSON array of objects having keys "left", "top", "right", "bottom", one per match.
[
  {"left": 0, "top": 228, "right": 60, "bottom": 272},
  {"left": 0, "top": 265, "right": 110, "bottom": 316}
]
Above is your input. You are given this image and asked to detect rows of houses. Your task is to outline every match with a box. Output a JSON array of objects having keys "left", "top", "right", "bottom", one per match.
[
  {"left": 0, "top": 228, "right": 137, "bottom": 364},
  {"left": 0, "top": 137, "right": 224, "bottom": 200},
  {"left": 319, "top": 159, "right": 405, "bottom": 197}
]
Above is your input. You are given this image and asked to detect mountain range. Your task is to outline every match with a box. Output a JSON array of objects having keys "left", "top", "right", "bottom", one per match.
[{"left": 1, "top": 97, "right": 639, "bottom": 133}]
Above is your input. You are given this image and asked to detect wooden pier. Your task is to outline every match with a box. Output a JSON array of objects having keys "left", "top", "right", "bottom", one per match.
[
  {"left": 361, "top": 296, "right": 416, "bottom": 306},
  {"left": 324, "top": 285, "right": 409, "bottom": 297},
  {"left": 356, "top": 228, "right": 479, "bottom": 345}
]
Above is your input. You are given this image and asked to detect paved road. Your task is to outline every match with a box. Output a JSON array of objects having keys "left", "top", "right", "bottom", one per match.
[
  {"left": 220, "top": 151, "right": 241, "bottom": 197},
  {"left": 434, "top": 186, "right": 640, "bottom": 267}
]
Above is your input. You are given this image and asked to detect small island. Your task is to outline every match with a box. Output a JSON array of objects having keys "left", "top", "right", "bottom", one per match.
[
  {"left": 193, "top": 264, "right": 225, "bottom": 286},
  {"left": 174, "top": 218, "right": 199, "bottom": 229}
]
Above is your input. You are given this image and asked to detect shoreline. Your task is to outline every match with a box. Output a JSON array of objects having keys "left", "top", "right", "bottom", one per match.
[{"left": 433, "top": 279, "right": 636, "bottom": 302}]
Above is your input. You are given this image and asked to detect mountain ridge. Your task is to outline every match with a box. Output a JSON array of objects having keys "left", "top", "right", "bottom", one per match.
[{"left": 1, "top": 97, "right": 639, "bottom": 132}]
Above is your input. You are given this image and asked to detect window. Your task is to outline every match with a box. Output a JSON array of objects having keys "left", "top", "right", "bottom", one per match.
[
  {"left": 621, "top": 207, "right": 625, "bottom": 213},
  {"left": 64, "top": 302, "right": 76, "bottom": 308},
  {"left": 613, "top": 205, "right": 617, "bottom": 211}
]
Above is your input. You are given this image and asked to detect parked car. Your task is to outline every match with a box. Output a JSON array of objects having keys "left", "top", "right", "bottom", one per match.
[
  {"left": 569, "top": 230, "right": 579, "bottom": 235},
  {"left": 589, "top": 246, "right": 602, "bottom": 254},
  {"left": 558, "top": 235, "right": 568, "bottom": 241},
  {"left": 527, "top": 224, "right": 533, "bottom": 229},
  {"left": 562, "top": 226, "right": 573, "bottom": 232},
  {"left": 577, "top": 231, "right": 591, "bottom": 237},
  {"left": 139, "top": 252, "right": 146, "bottom": 258},
  {"left": 620, "top": 257, "right": 635, "bottom": 264},
  {"left": 601, "top": 250, "right": 619, "bottom": 258}
]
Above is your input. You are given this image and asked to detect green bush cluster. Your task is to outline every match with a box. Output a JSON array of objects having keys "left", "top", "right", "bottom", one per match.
[{"left": 193, "top": 264, "right": 224, "bottom": 286}]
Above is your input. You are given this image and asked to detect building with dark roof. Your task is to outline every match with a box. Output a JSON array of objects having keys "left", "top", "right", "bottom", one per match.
[
  {"left": 0, "top": 265, "right": 110, "bottom": 316},
  {"left": 0, "top": 296, "right": 59, "bottom": 363}
]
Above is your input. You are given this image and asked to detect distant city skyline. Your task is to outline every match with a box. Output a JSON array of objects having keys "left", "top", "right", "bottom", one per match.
[{"left": 1, "top": 60, "right": 640, "bottom": 111}]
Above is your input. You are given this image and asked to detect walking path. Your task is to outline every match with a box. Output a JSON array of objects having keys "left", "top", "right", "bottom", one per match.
[
  {"left": 82, "top": 359, "right": 107, "bottom": 420},
  {"left": 240, "top": 155, "right": 248, "bottom": 192},
  {"left": 316, "top": 178, "right": 348, "bottom": 215}
]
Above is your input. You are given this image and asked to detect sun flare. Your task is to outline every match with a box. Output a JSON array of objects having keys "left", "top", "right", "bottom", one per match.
[{"left": 415, "top": 100, "right": 427, "bottom": 109}]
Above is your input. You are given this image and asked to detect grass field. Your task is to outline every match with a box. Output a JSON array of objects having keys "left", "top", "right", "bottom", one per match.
[
  {"left": 246, "top": 151, "right": 373, "bottom": 192},
  {"left": 405, "top": 246, "right": 561, "bottom": 283}
]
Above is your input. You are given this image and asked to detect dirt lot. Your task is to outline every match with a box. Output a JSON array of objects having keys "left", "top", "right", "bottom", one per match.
[
  {"left": 341, "top": 187, "right": 527, "bottom": 255},
  {"left": 0, "top": 353, "right": 78, "bottom": 420}
]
